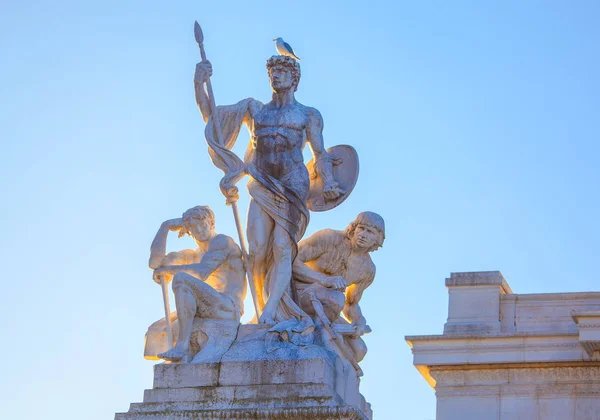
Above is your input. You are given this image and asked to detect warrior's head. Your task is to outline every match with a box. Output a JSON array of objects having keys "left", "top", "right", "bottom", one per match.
[
  {"left": 345, "top": 212, "right": 385, "bottom": 252},
  {"left": 267, "top": 55, "right": 301, "bottom": 93},
  {"left": 181, "top": 205, "right": 215, "bottom": 243}
]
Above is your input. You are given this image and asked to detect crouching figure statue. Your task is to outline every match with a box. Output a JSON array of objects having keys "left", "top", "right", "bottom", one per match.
[
  {"left": 293, "top": 212, "right": 385, "bottom": 367},
  {"left": 145, "top": 206, "right": 247, "bottom": 363}
]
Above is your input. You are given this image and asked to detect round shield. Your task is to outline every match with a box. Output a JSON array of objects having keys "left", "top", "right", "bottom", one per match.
[{"left": 306, "top": 145, "right": 359, "bottom": 212}]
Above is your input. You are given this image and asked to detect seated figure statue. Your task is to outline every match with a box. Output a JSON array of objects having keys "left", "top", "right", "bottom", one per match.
[
  {"left": 292, "top": 211, "right": 385, "bottom": 363},
  {"left": 148, "top": 205, "right": 246, "bottom": 362}
]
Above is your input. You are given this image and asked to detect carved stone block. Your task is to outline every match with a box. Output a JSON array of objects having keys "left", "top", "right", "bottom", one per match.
[{"left": 117, "top": 325, "right": 371, "bottom": 420}]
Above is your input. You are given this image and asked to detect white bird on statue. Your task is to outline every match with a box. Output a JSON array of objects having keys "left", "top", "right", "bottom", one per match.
[{"left": 273, "top": 37, "right": 301, "bottom": 60}]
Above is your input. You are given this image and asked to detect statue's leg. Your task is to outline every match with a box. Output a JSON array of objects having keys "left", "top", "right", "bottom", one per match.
[
  {"left": 299, "top": 286, "right": 345, "bottom": 323},
  {"left": 345, "top": 336, "right": 368, "bottom": 363},
  {"left": 192, "top": 282, "right": 236, "bottom": 320},
  {"left": 247, "top": 199, "right": 274, "bottom": 312},
  {"left": 158, "top": 272, "right": 198, "bottom": 361},
  {"left": 172, "top": 273, "right": 200, "bottom": 349},
  {"left": 260, "top": 223, "right": 294, "bottom": 323}
]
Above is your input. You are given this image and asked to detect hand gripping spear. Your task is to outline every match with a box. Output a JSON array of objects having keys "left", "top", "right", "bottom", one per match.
[{"left": 194, "top": 21, "right": 260, "bottom": 320}]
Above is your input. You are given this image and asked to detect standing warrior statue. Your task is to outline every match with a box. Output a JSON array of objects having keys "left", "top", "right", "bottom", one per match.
[{"left": 194, "top": 51, "right": 347, "bottom": 326}]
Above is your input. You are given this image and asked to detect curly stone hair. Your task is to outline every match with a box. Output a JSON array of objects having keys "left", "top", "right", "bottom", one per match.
[
  {"left": 180, "top": 206, "right": 215, "bottom": 238},
  {"left": 266, "top": 55, "right": 301, "bottom": 91},
  {"left": 345, "top": 212, "right": 385, "bottom": 252}
]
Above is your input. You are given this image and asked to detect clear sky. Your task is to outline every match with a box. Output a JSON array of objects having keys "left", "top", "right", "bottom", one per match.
[{"left": 1, "top": 1, "right": 599, "bottom": 419}]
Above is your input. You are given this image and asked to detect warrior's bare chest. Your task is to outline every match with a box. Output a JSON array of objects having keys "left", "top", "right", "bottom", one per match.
[
  {"left": 343, "top": 258, "right": 371, "bottom": 285},
  {"left": 252, "top": 105, "right": 308, "bottom": 132},
  {"left": 318, "top": 253, "right": 370, "bottom": 286}
]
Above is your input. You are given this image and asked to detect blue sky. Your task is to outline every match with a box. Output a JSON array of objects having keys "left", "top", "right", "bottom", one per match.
[{"left": 1, "top": 1, "right": 599, "bottom": 419}]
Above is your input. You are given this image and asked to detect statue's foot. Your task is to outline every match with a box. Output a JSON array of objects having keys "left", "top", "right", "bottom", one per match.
[{"left": 158, "top": 345, "right": 189, "bottom": 362}]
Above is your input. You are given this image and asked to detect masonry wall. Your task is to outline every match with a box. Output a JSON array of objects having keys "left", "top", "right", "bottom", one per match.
[
  {"left": 406, "top": 271, "right": 600, "bottom": 420},
  {"left": 432, "top": 366, "right": 600, "bottom": 420}
]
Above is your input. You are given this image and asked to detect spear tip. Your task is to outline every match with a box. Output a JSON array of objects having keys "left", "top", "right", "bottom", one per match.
[{"left": 194, "top": 21, "right": 204, "bottom": 44}]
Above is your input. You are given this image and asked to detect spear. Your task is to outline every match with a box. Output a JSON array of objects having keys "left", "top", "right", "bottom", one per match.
[
  {"left": 194, "top": 21, "right": 260, "bottom": 320},
  {"left": 160, "top": 276, "right": 174, "bottom": 347}
]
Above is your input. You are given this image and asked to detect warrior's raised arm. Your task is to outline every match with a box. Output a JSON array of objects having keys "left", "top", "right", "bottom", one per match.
[
  {"left": 149, "top": 218, "right": 186, "bottom": 270},
  {"left": 194, "top": 61, "right": 214, "bottom": 123}
]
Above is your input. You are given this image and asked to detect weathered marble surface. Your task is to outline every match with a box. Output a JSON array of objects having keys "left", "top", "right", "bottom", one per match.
[
  {"left": 133, "top": 213, "right": 383, "bottom": 419},
  {"left": 406, "top": 271, "right": 600, "bottom": 420},
  {"left": 147, "top": 206, "right": 246, "bottom": 363},
  {"left": 116, "top": 406, "right": 367, "bottom": 420},
  {"left": 430, "top": 366, "right": 600, "bottom": 420},
  {"left": 293, "top": 212, "right": 385, "bottom": 371},
  {"left": 117, "top": 325, "right": 372, "bottom": 420},
  {"left": 145, "top": 318, "right": 239, "bottom": 363},
  {"left": 305, "top": 145, "right": 359, "bottom": 212},
  {"left": 572, "top": 311, "right": 600, "bottom": 359},
  {"left": 195, "top": 54, "right": 356, "bottom": 328},
  {"left": 117, "top": 27, "right": 381, "bottom": 420}
]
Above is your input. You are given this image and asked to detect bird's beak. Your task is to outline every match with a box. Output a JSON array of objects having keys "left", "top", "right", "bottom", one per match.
[{"left": 272, "top": 38, "right": 277, "bottom": 41}]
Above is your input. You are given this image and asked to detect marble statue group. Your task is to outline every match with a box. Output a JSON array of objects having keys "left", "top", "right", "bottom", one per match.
[
  {"left": 143, "top": 23, "right": 385, "bottom": 379},
  {"left": 111, "top": 22, "right": 382, "bottom": 420}
]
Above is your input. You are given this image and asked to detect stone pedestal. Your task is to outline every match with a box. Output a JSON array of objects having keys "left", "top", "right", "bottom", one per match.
[{"left": 116, "top": 325, "right": 372, "bottom": 420}]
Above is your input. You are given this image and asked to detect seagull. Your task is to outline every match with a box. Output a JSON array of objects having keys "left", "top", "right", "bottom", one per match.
[{"left": 273, "top": 37, "right": 301, "bottom": 60}]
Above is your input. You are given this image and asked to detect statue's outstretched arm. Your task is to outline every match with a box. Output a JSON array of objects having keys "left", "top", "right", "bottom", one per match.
[
  {"left": 194, "top": 60, "right": 256, "bottom": 127},
  {"left": 156, "top": 235, "right": 232, "bottom": 281},
  {"left": 294, "top": 232, "right": 329, "bottom": 285},
  {"left": 194, "top": 61, "right": 213, "bottom": 122}
]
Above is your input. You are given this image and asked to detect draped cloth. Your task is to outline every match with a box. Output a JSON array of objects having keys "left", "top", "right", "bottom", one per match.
[
  {"left": 204, "top": 99, "right": 313, "bottom": 332},
  {"left": 204, "top": 100, "right": 251, "bottom": 199}
]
